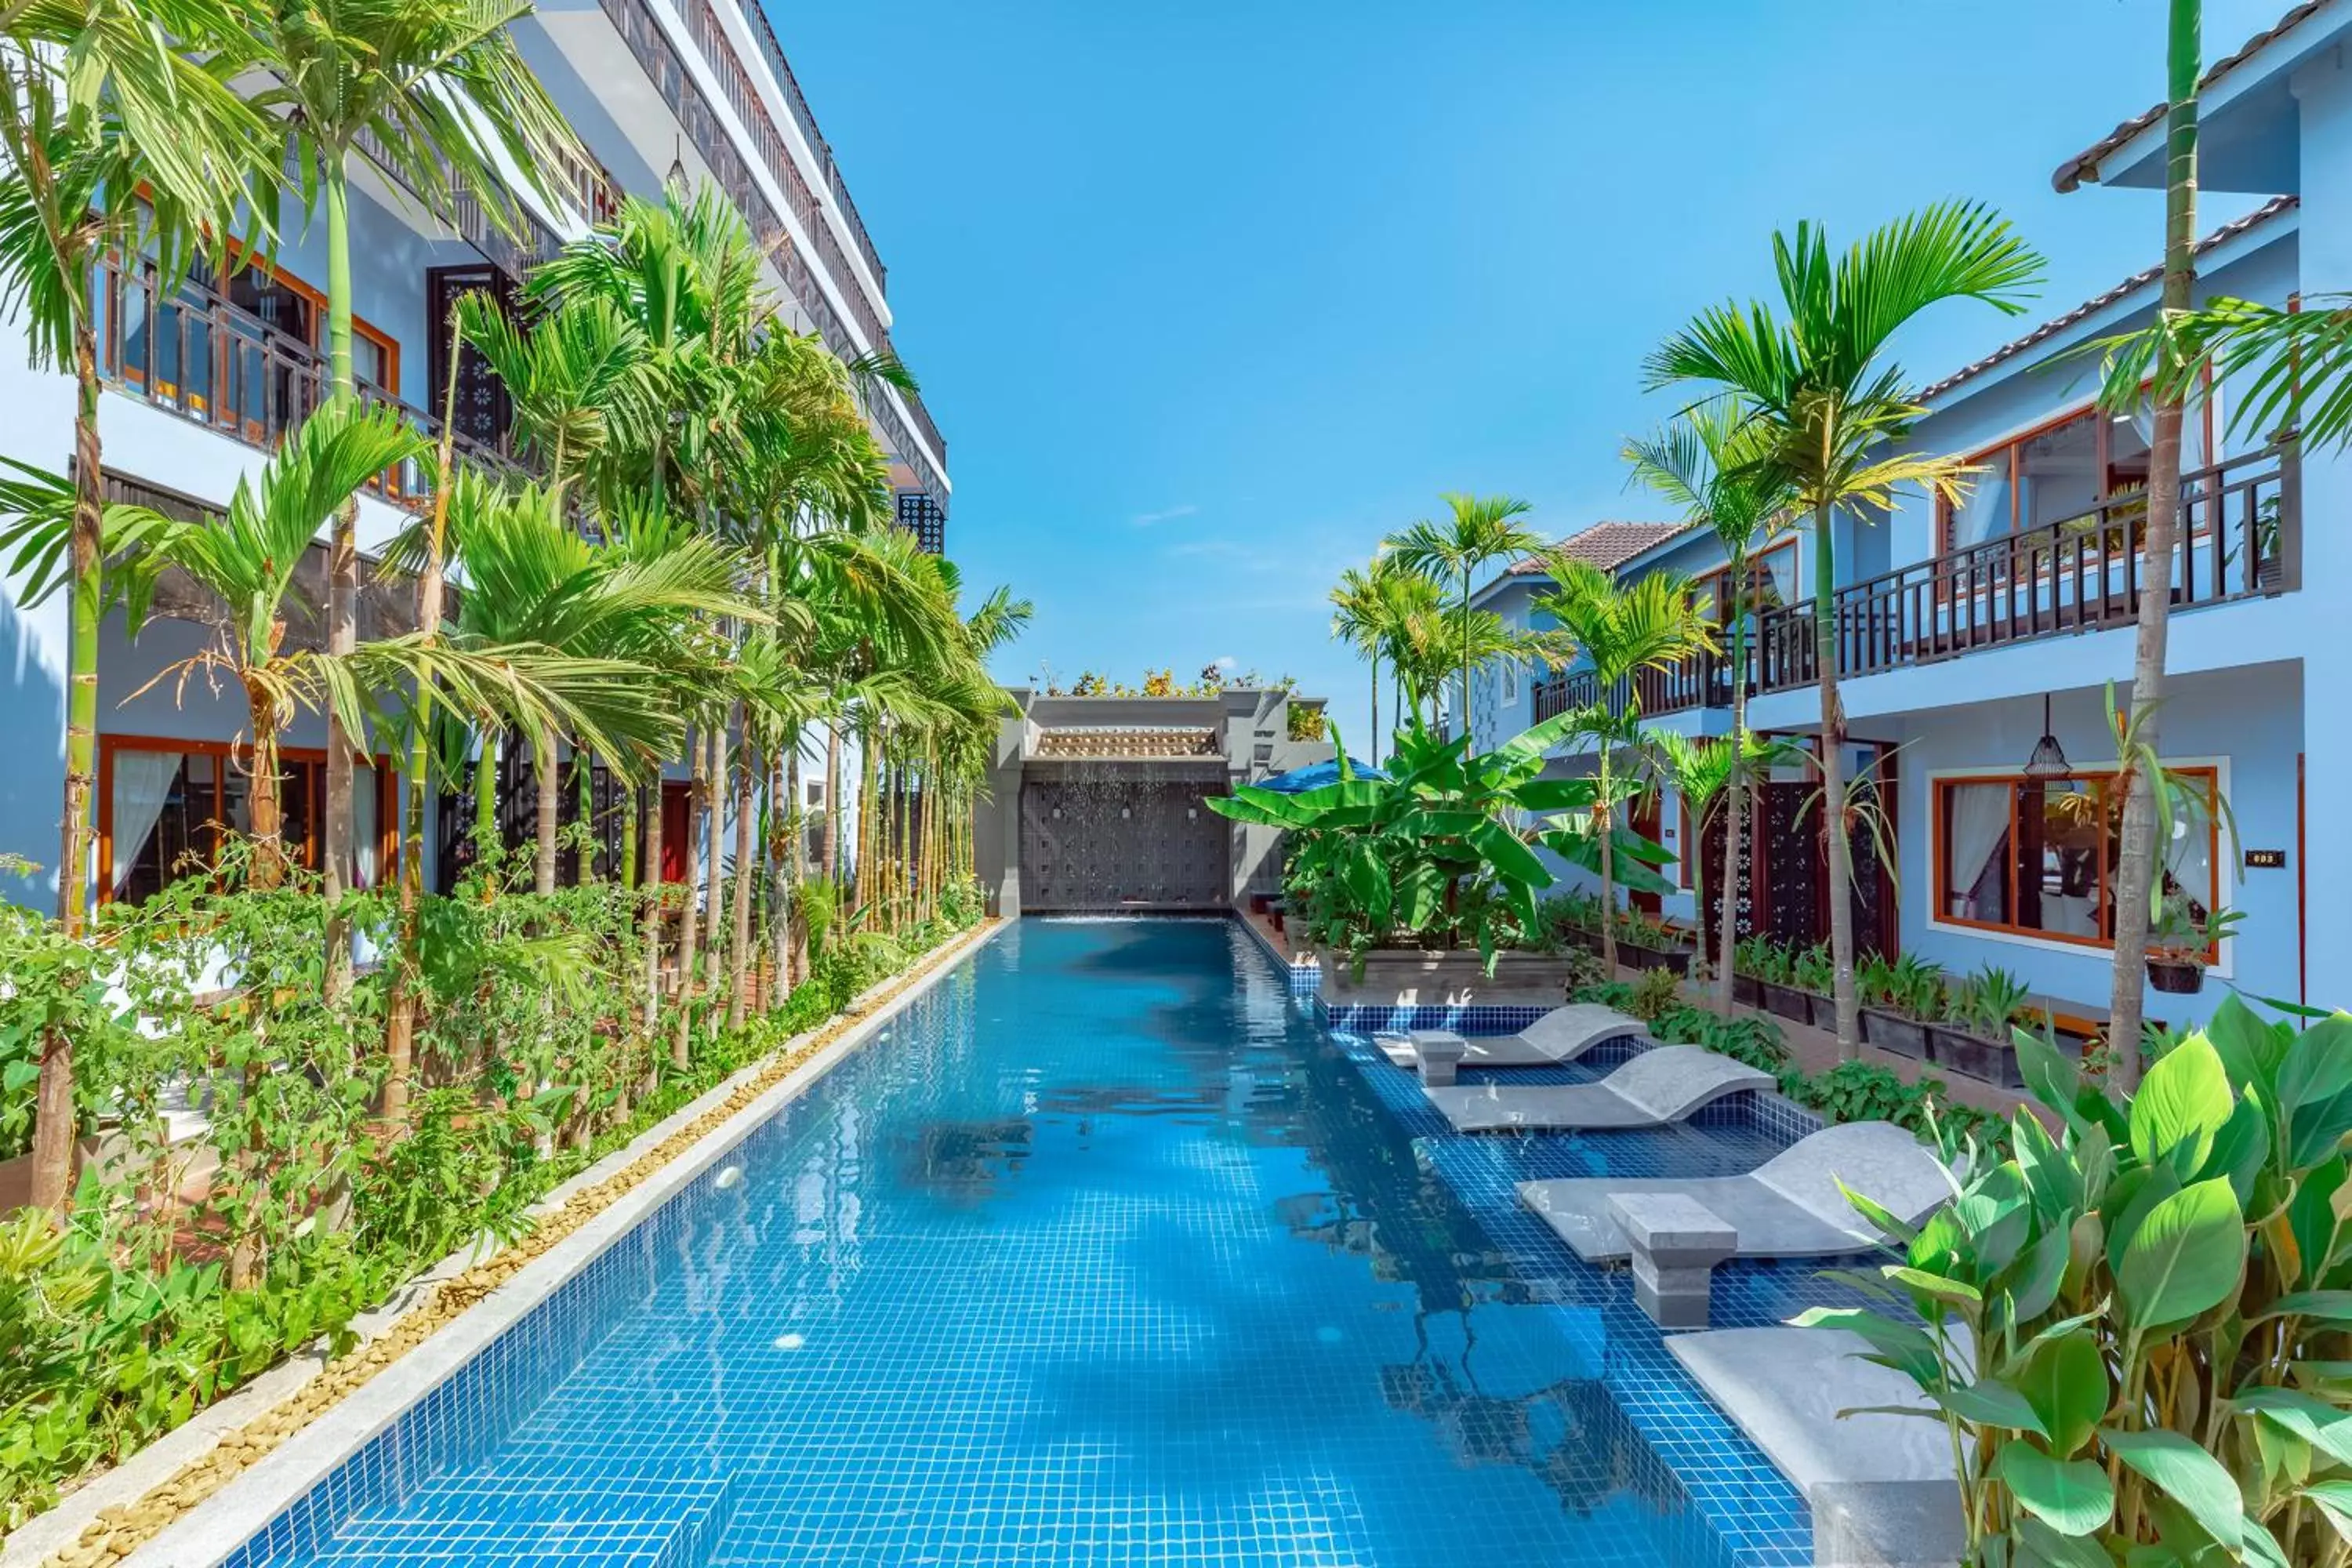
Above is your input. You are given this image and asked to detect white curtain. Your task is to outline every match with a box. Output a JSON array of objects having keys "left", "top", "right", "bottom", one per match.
[
  {"left": 110, "top": 750, "right": 180, "bottom": 895},
  {"left": 351, "top": 761, "right": 379, "bottom": 890},
  {"left": 1950, "top": 469, "right": 2012, "bottom": 550},
  {"left": 1947, "top": 783, "right": 2010, "bottom": 920}
]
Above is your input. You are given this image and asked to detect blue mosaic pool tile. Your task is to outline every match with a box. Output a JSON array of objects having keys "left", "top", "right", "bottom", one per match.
[
  {"left": 1316, "top": 1000, "right": 1559, "bottom": 1035},
  {"left": 210, "top": 921, "right": 1846, "bottom": 1568}
]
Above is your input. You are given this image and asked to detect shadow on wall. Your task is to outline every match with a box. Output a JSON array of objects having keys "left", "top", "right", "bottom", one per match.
[{"left": 0, "top": 589, "right": 69, "bottom": 910}]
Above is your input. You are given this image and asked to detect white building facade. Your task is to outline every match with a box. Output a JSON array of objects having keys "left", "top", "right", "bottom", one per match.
[
  {"left": 0, "top": 0, "right": 949, "bottom": 911},
  {"left": 1473, "top": 0, "right": 2352, "bottom": 1030}
]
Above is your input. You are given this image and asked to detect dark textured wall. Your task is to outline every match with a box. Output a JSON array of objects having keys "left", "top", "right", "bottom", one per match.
[{"left": 1019, "top": 774, "right": 1229, "bottom": 910}]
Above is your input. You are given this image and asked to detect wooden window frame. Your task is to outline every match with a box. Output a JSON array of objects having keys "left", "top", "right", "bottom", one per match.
[
  {"left": 1933, "top": 386, "right": 2220, "bottom": 557},
  {"left": 1690, "top": 536, "right": 1798, "bottom": 619},
  {"left": 1929, "top": 762, "right": 2223, "bottom": 960},
  {"left": 96, "top": 733, "right": 398, "bottom": 906}
]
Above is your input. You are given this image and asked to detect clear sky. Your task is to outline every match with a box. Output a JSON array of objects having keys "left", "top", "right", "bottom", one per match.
[{"left": 779, "top": 0, "right": 2288, "bottom": 725}]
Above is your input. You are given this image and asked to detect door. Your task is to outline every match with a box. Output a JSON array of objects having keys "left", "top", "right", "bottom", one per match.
[
  {"left": 1628, "top": 790, "right": 1663, "bottom": 917},
  {"left": 426, "top": 265, "right": 515, "bottom": 448}
]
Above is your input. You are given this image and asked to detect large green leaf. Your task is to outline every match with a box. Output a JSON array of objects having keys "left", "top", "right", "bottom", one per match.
[
  {"left": 2129, "top": 1036, "right": 2236, "bottom": 1178},
  {"left": 2253, "top": 1290, "right": 2352, "bottom": 1324},
  {"left": 1994, "top": 1444, "right": 2114, "bottom": 1537},
  {"left": 2114, "top": 1178, "right": 2246, "bottom": 1331},
  {"left": 1512, "top": 777, "right": 1602, "bottom": 814},
  {"left": 1788, "top": 1307, "right": 1944, "bottom": 1386},
  {"left": 1934, "top": 1379, "right": 2048, "bottom": 1436},
  {"left": 2279, "top": 1018, "right": 2352, "bottom": 1171},
  {"left": 1465, "top": 820, "right": 1553, "bottom": 894},
  {"left": 2234, "top": 1386, "right": 2352, "bottom": 1468},
  {"left": 2100, "top": 1426, "right": 2245, "bottom": 1549},
  {"left": 2286, "top": 1156, "right": 2347, "bottom": 1292},
  {"left": 2011, "top": 1514, "right": 2114, "bottom": 1568},
  {"left": 2205, "top": 995, "right": 2292, "bottom": 1098},
  {"left": 2304, "top": 1479, "right": 2352, "bottom": 1544},
  {"left": 2014, "top": 1329, "right": 2107, "bottom": 1458}
]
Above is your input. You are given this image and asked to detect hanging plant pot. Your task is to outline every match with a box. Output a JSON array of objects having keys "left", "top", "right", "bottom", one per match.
[{"left": 2146, "top": 956, "right": 2207, "bottom": 995}]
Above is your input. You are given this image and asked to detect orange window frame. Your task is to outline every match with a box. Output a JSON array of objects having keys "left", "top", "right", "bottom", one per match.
[
  {"left": 121, "top": 234, "right": 401, "bottom": 412},
  {"left": 1690, "top": 537, "right": 1798, "bottom": 620},
  {"left": 1933, "top": 387, "right": 2218, "bottom": 557},
  {"left": 1929, "top": 765, "right": 2221, "bottom": 956},
  {"left": 96, "top": 734, "right": 398, "bottom": 905}
]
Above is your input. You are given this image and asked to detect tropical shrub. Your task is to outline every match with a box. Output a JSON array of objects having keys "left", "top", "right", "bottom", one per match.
[
  {"left": 1798, "top": 996, "right": 2352, "bottom": 1564},
  {"left": 1215, "top": 713, "right": 1668, "bottom": 973},
  {"left": 1628, "top": 967, "right": 1683, "bottom": 1023}
]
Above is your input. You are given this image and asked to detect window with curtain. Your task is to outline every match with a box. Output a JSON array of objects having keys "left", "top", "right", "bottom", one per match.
[
  {"left": 1936, "top": 768, "right": 2219, "bottom": 948},
  {"left": 1939, "top": 394, "right": 2217, "bottom": 555},
  {"left": 101, "top": 737, "right": 394, "bottom": 905}
]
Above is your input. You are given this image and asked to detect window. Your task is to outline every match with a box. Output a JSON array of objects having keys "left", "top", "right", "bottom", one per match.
[
  {"left": 1933, "top": 768, "right": 2219, "bottom": 951},
  {"left": 1938, "top": 395, "right": 2215, "bottom": 555},
  {"left": 100, "top": 736, "right": 395, "bottom": 905},
  {"left": 1691, "top": 537, "right": 1798, "bottom": 621},
  {"left": 1500, "top": 658, "right": 1519, "bottom": 706}
]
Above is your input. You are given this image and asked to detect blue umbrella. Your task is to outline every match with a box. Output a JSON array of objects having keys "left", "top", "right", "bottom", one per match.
[{"left": 1254, "top": 759, "right": 1387, "bottom": 793}]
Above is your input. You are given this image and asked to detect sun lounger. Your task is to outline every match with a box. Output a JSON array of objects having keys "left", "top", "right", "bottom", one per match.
[
  {"left": 1370, "top": 1004, "right": 1650, "bottom": 1075},
  {"left": 1515, "top": 1121, "right": 1955, "bottom": 1264},
  {"left": 1424, "top": 1045, "right": 1773, "bottom": 1131},
  {"left": 1669, "top": 1327, "right": 1965, "bottom": 1568}
]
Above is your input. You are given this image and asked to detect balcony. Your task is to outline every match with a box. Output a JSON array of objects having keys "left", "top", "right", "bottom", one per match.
[
  {"left": 92, "top": 252, "right": 523, "bottom": 500},
  {"left": 1530, "top": 442, "right": 2294, "bottom": 728}
]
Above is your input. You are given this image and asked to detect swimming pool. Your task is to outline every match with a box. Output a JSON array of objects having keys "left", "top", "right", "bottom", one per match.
[{"left": 202, "top": 918, "right": 1829, "bottom": 1568}]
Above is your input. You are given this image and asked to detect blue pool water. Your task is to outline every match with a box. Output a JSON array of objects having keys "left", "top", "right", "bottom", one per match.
[{"left": 242, "top": 919, "right": 1842, "bottom": 1568}]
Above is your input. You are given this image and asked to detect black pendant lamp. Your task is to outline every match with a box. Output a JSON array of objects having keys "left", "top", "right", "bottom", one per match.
[{"left": 2024, "top": 693, "right": 2070, "bottom": 779}]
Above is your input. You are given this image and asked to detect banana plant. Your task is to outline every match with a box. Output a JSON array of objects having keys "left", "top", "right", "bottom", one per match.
[
  {"left": 1796, "top": 993, "right": 2352, "bottom": 1565},
  {"left": 1210, "top": 711, "right": 1671, "bottom": 975}
]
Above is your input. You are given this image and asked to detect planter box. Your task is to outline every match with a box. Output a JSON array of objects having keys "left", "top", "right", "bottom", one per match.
[
  {"left": 1807, "top": 993, "right": 1842, "bottom": 1033},
  {"left": 1314, "top": 946, "right": 1578, "bottom": 1008},
  {"left": 1861, "top": 1007, "right": 1929, "bottom": 1059},
  {"left": 1929, "top": 1025, "right": 2024, "bottom": 1087},
  {"left": 1617, "top": 940, "right": 1694, "bottom": 977},
  {"left": 1757, "top": 981, "right": 1814, "bottom": 1025},
  {"left": 1733, "top": 974, "right": 1762, "bottom": 1008}
]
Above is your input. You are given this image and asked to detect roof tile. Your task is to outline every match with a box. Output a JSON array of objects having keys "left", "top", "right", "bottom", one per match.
[{"left": 1507, "top": 520, "right": 1693, "bottom": 575}]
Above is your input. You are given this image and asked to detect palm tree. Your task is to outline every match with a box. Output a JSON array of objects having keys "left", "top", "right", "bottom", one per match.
[
  {"left": 0, "top": 0, "right": 274, "bottom": 1213},
  {"left": 1645, "top": 203, "right": 2043, "bottom": 1057},
  {"left": 2091, "top": 0, "right": 2203, "bottom": 1091},
  {"left": 1328, "top": 556, "right": 1425, "bottom": 763},
  {"left": 1385, "top": 494, "right": 1541, "bottom": 742},
  {"left": 1532, "top": 561, "right": 1717, "bottom": 973},
  {"left": 1646, "top": 729, "right": 1796, "bottom": 1008},
  {"left": 245, "top": 0, "right": 584, "bottom": 992},
  {"left": 1624, "top": 402, "right": 1796, "bottom": 1014}
]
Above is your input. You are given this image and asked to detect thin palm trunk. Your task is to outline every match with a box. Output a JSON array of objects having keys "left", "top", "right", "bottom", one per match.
[
  {"left": 702, "top": 722, "right": 725, "bottom": 1036},
  {"left": 1370, "top": 651, "right": 1380, "bottom": 765},
  {"left": 729, "top": 715, "right": 754, "bottom": 1029},
  {"left": 673, "top": 726, "right": 704, "bottom": 1069},
  {"left": 1813, "top": 505, "right": 1861, "bottom": 1058},
  {"left": 641, "top": 779, "right": 665, "bottom": 1036},
  {"left": 385, "top": 314, "right": 463, "bottom": 1123},
  {"left": 321, "top": 161, "right": 358, "bottom": 1005},
  {"left": 784, "top": 741, "right": 805, "bottom": 992},
  {"left": 1716, "top": 566, "right": 1748, "bottom": 1018},
  {"left": 31, "top": 315, "right": 105, "bottom": 1212},
  {"left": 533, "top": 735, "right": 560, "bottom": 896},
  {"left": 1597, "top": 739, "right": 1617, "bottom": 974},
  {"left": 2107, "top": 0, "right": 2201, "bottom": 1094},
  {"left": 857, "top": 730, "right": 879, "bottom": 911},
  {"left": 474, "top": 742, "right": 499, "bottom": 869},
  {"left": 825, "top": 721, "right": 844, "bottom": 883}
]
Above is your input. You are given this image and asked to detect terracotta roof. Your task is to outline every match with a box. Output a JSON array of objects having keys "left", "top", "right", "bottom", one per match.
[
  {"left": 2053, "top": 1, "right": 2327, "bottom": 191},
  {"left": 1918, "top": 195, "right": 2299, "bottom": 404},
  {"left": 1033, "top": 728, "right": 1220, "bottom": 760},
  {"left": 1506, "top": 520, "right": 1692, "bottom": 575}
]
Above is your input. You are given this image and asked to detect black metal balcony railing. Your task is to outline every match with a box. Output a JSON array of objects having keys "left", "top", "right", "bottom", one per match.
[
  {"left": 1527, "top": 442, "right": 2296, "bottom": 727},
  {"left": 731, "top": 0, "right": 885, "bottom": 294},
  {"left": 93, "top": 253, "right": 523, "bottom": 499}
]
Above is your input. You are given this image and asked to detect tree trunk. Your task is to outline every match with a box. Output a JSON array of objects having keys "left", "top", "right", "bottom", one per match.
[
  {"left": 321, "top": 162, "right": 358, "bottom": 1006},
  {"left": 247, "top": 684, "right": 286, "bottom": 891},
  {"left": 2107, "top": 0, "right": 2201, "bottom": 1095},
  {"left": 729, "top": 724, "right": 755, "bottom": 1029},
  {"left": 1813, "top": 504, "right": 1861, "bottom": 1059},
  {"left": 1716, "top": 561, "right": 1748, "bottom": 1018},
  {"left": 385, "top": 311, "right": 463, "bottom": 1125},
  {"left": 31, "top": 321, "right": 107, "bottom": 1212},
  {"left": 640, "top": 779, "right": 665, "bottom": 1036},
  {"left": 1598, "top": 740, "right": 1617, "bottom": 974},
  {"left": 825, "top": 721, "right": 844, "bottom": 883},
  {"left": 673, "top": 728, "right": 704, "bottom": 1070},
  {"left": 474, "top": 742, "right": 499, "bottom": 872},
  {"left": 786, "top": 742, "right": 806, "bottom": 991},
  {"left": 533, "top": 735, "right": 560, "bottom": 896},
  {"left": 702, "top": 722, "right": 725, "bottom": 1036}
]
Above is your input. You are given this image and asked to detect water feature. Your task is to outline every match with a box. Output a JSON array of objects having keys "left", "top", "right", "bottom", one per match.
[{"left": 219, "top": 919, "right": 1824, "bottom": 1568}]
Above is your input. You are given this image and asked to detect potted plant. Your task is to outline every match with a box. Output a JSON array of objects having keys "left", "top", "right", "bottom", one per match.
[
  {"left": 1752, "top": 941, "right": 1813, "bottom": 1025},
  {"left": 2145, "top": 896, "right": 2241, "bottom": 995},
  {"left": 1616, "top": 911, "right": 1696, "bottom": 976},
  {"left": 1928, "top": 964, "right": 2040, "bottom": 1087},
  {"left": 1793, "top": 942, "right": 1839, "bottom": 1032},
  {"left": 1859, "top": 953, "right": 1944, "bottom": 1060},
  {"left": 1730, "top": 935, "right": 1773, "bottom": 1008}
]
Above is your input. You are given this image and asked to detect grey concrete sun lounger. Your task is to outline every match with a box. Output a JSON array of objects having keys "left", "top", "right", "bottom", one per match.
[
  {"left": 1515, "top": 1120, "right": 1955, "bottom": 1264},
  {"left": 1669, "top": 1327, "right": 1965, "bottom": 1568},
  {"left": 1371, "top": 1003, "right": 1650, "bottom": 1071},
  {"left": 1424, "top": 1045, "right": 1773, "bottom": 1132}
]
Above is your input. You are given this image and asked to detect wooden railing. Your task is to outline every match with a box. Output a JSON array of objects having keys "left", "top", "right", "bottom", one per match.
[
  {"left": 92, "top": 254, "right": 523, "bottom": 500},
  {"left": 1530, "top": 444, "right": 2294, "bottom": 728},
  {"left": 1751, "top": 443, "right": 2293, "bottom": 695}
]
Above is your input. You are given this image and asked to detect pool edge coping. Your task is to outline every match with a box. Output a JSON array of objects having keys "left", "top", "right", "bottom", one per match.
[{"left": 99, "top": 916, "right": 1008, "bottom": 1568}]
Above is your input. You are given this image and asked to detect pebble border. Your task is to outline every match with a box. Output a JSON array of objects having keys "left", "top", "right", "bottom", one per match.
[{"left": 31, "top": 920, "right": 1002, "bottom": 1568}]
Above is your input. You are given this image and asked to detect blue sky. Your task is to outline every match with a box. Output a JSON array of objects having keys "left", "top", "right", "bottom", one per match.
[{"left": 781, "top": 0, "right": 2287, "bottom": 721}]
